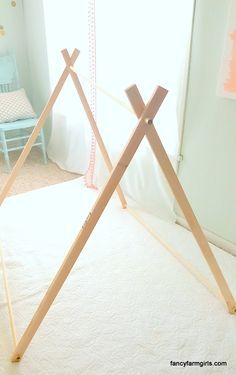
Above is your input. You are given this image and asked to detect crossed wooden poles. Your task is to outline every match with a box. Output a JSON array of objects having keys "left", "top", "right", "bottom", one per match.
[{"left": 0, "top": 49, "right": 235, "bottom": 362}]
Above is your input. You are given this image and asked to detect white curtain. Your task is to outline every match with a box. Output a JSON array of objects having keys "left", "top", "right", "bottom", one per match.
[
  {"left": 43, "top": 0, "right": 91, "bottom": 174},
  {"left": 43, "top": 0, "right": 194, "bottom": 221},
  {"left": 94, "top": 0, "right": 194, "bottom": 221}
]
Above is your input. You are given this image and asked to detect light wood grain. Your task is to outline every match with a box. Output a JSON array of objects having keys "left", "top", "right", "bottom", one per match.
[
  {"left": 11, "top": 85, "right": 167, "bottom": 362},
  {"left": 0, "top": 49, "right": 80, "bottom": 205},
  {"left": 127, "top": 207, "right": 224, "bottom": 302},
  {"left": 0, "top": 242, "right": 17, "bottom": 348},
  {"left": 127, "top": 84, "right": 236, "bottom": 314},
  {"left": 62, "top": 49, "right": 127, "bottom": 208}
]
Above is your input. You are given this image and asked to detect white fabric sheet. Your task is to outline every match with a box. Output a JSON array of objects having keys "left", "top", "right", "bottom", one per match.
[
  {"left": 96, "top": 144, "right": 177, "bottom": 222},
  {"left": 44, "top": 0, "right": 194, "bottom": 221},
  {"left": 0, "top": 178, "right": 235, "bottom": 374}
]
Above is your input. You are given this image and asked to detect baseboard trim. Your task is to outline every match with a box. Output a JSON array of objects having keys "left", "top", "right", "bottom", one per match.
[{"left": 176, "top": 216, "right": 236, "bottom": 257}]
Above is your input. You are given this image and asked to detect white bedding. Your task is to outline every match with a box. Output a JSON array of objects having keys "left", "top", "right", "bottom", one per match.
[{"left": 0, "top": 178, "right": 235, "bottom": 374}]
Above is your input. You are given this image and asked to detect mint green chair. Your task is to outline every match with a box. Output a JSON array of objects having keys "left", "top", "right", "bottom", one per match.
[{"left": 0, "top": 54, "right": 47, "bottom": 172}]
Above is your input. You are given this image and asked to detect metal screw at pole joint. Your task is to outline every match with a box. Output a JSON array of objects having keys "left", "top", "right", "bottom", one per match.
[{"left": 145, "top": 118, "right": 153, "bottom": 125}]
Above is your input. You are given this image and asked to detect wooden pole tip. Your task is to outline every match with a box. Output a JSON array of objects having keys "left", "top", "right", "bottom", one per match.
[
  {"left": 11, "top": 354, "right": 21, "bottom": 362},
  {"left": 125, "top": 84, "right": 139, "bottom": 95}
]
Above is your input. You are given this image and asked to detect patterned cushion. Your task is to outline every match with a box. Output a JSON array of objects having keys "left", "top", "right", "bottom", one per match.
[{"left": 0, "top": 88, "right": 36, "bottom": 124}]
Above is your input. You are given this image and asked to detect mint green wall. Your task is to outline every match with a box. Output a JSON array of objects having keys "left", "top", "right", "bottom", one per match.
[
  {"left": 22, "top": 0, "right": 51, "bottom": 142},
  {"left": 177, "top": 0, "right": 236, "bottom": 245},
  {"left": 0, "top": 0, "right": 31, "bottom": 94},
  {"left": 0, "top": 0, "right": 51, "bottom": 142}
]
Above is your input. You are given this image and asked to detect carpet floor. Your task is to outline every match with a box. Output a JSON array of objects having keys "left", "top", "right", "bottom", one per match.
[
  {"left": 0, "top": 178, "right": 235, "bottom": 374},
  {"left": 0, "top": 148, "right": 79, "bottom": 197}
]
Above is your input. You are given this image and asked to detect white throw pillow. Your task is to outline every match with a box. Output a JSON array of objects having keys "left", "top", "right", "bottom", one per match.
[{"left": 0, "top": 88, "right": 36, "bottom": 123}]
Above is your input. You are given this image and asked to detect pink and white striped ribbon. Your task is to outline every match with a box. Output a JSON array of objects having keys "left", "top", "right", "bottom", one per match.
[{"left": 84, "top": 0, "right": 97, "bottom": 189}]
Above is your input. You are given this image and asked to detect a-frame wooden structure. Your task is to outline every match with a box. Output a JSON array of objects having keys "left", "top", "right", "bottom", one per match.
[
  {"left": 0, "top": 49, "right": 126, "bottom": 209},
  {"left": 0, "top": 49, "right": 235, "bottom": 363}
]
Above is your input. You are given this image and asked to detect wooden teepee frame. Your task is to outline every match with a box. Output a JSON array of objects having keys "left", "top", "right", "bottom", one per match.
[{"left": 0, "top": 49, "right": 235, "bottom": 363}]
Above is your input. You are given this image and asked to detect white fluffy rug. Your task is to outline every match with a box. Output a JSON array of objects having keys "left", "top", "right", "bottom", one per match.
[{"left": 0, "top": 178, "right": 235, "bottom": 374}]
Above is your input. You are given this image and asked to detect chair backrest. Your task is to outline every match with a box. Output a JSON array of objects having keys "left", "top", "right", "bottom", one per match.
[{"left": 0, "top": 54, "right": 20, "bottom": 93}]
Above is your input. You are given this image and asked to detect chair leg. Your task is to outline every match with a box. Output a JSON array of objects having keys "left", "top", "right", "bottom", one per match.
[
  {"left": 0, "top": 130, "right": 11, "bottom": 172},
  {"left": 40, "top": 129, "right": 47, "bottom": 164},
  {"left": 19, "top": 129, "right": 25, "bottom": 148}
]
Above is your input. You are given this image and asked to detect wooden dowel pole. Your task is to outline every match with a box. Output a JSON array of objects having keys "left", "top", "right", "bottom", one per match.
[
  {"left": 126, "top": 84, "right": 236, "bottom": 314},
  {"left": 127, "top": 207, "right": 224, "bottom": 302},
  {"left": 0, "top": 49, "right": 80, "bottom": 205},
  {"left": 146, "top": 125, "right": 236, "bottom": 313},
  {"left": 0, "top": 243, "right": 17, "bottom": 348},
  {"left": 11, "top": 86, "right": 167, "bottom": 362},
  {"left": 73, "top": 69, "right": 134, "bottom": 114},
  {"left": 61, "top": 49, "right": 127, "bottom": 209}
]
